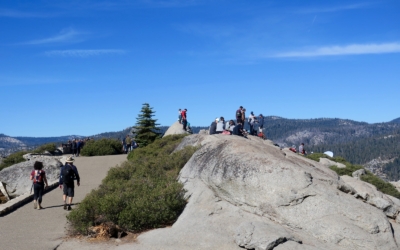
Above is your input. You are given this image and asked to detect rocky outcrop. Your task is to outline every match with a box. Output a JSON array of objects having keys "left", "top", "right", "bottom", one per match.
[
  {"left": 319, "top": 157, "right": 346, "bottom": 168},
  {"left": 0, "top": 157, "right": 62, "bottom": 198},
  {"left": 130, "top": 134, "right": 400, "bottom": 250},
  {"left": 391, "top": 181, "right": 400, "bottom": 193},
  {"left": 163, "top": 121, "right": 189, "bottom": 137}
]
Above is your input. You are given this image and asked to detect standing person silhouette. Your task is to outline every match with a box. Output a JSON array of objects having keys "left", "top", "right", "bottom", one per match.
[
  {"left": 59, "top": 156, "right": 80, "bottom": 211},
  {"left": 30, "top": 161, "right": 48, "bottom": 210}
]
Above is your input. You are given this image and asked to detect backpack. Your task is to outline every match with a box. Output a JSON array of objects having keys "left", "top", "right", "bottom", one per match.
[
  {"left": 34, "top": 170, "right": 43, "bottom": 183},
  {"left": 62, "top": 165, "right": 75, "bottom": 184},
  {"left": 236, "top": 109, "right": 241, "bottom": 118}
]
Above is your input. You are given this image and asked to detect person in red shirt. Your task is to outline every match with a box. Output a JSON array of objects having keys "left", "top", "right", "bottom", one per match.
[
  {"left": 30, "top": 161, "right": 49, "bottom": 210},
  {"left": 181, "top": 108, "right": 188, "bottom": 131}
]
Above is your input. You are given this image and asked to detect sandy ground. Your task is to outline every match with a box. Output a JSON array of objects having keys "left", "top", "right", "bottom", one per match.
[{"left": 0, "top": 154, "right": 127, "bottom": 250}]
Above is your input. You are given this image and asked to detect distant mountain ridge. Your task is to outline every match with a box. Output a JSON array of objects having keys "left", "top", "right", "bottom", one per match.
[
  {"left": 391, "top": 117, "right": 400, "bottom": 124},
  {"left": 2, "top": 117, "right": 400, "bottom": 181}
]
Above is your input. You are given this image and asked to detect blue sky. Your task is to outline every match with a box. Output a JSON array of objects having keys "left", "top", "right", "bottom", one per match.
[{"left": 1, "top": 0, "right": 399, "bottom": 137}]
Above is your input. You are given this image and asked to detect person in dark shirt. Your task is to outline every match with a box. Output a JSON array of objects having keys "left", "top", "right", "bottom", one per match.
[
  {"left": 59, "top": 156, "right": 80, "bottom": 211},
  {"left": 232, "top": 122, "right": 244, "bottom": 137},
  {"left": 209, "top": 118, "right": 218, "bottom": 135}
]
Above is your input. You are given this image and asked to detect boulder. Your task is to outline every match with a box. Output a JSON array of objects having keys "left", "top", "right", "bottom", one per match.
[
  {"left": 390, "top": 181, "right": 400, "bottom": 193},
  {"left": 163, "top": 121, "right": 189, "bottom": 137},
  {"left": 352, "top": 169, "right": 366, "bottom": 179},
  {"left": 341, "top": 175, "right": 400, "bottom": 219},
  {"left": 319, "top": 158, "right": 346, "bottom": 168},
  {"left": 235, "top": 221, "right": 301, "bottom": 250},
  {"left": 0, "top": 181, "right": 10, "bottom": 203},
  {"left": 0, "top": 158, "right": 61, "bottom": 197},
  {"left": 175, "top": 134, "right": 399, "bottom": 249},
  {"left": 121, "top": 134, "right": 400, "bottom": 249}
]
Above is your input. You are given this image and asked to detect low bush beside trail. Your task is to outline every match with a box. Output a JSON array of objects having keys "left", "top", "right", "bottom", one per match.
[
  {"left": 32, "top": 143, "right": 57, "bottom": 154},
  {"left": 67, "top": 134, "right": 197, "bottom": 234},
  {"left": 307, "top": 153, "right": 400, "bottom": 199},
  {"left": 0, "top": 151, "right": 28, "bottom": 171},
  {"left": 80, "top": 138, "right": 123, "bottom": 156}
]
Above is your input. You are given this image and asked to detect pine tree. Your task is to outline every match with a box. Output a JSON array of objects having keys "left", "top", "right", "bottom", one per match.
[{"left": 133, "top": 103, "right": 160, "bottom": 147}]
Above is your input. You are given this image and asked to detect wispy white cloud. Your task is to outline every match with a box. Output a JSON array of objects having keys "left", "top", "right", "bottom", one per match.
[
  {"left": 23, "top": 28, "right": 84, "bottom": 45},
  {"left": 273, "top": 43, "right": 400, "bottom": 58},
  {"left": 45, "top": 49, "right": 126, "bottom": 57},
  {"left": 296, "top": 3, "right": 372, "bottom": 14}
]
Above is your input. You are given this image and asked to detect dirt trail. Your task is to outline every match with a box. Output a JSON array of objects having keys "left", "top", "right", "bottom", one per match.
[{"left": 0, "top": 154, "right": 127, "bottom": 250}]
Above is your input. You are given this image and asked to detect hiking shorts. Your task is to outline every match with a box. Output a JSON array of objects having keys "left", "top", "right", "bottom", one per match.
[{"left": 63, "top": 183, "right": 75, "bottom": 197}]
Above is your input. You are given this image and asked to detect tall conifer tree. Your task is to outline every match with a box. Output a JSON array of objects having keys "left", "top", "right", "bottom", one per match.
[{"left": 133, "top": 103, "right": 160, "bottom": 147}]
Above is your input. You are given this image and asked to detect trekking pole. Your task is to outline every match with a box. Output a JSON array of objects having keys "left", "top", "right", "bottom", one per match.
[{"left": 30, "top": 183, "right": 33, "bottom": 194}]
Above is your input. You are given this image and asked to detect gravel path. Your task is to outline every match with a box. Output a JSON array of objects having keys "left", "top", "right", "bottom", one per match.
[{"left": 0, "top": 154, "right": 127, "bottom": 250}]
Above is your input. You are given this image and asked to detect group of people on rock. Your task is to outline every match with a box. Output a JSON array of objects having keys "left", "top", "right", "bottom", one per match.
[
  {"left": 289, "top": 143, "right": 307, "bottom": 155},
  {"left": 178, "top": 108, "right": 192, "bottom": 133},
  {"left": 208, "top": 106, "right": 266, "bottom": 139},
  {"left": 121, "top": 135, "right": 138, "bottom": 154}
]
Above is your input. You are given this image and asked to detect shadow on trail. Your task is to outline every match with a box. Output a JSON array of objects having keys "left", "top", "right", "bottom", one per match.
[{"left": 42, "top": 203, "right": 81, "bottom": 209}]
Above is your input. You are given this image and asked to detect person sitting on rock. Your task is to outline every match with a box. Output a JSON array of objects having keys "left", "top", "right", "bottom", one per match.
[
  {"left": 299, "top": 143, "right": 306, "bottom": 155},
  {"left": 209, "top": 118, "right": 218, "bottom": 135},
  {"left": 216, "top": 117, "right": 225, "bottom": 134},
  {"left": 232, "top": 121, "right": 246, "bottom": 138}
]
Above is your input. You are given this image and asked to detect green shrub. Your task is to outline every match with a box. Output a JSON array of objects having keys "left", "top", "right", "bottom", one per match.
[
  {"left": 67, "top": 134, "right": 197, "bottom": 234},
  {"left": 80, "top": 139, "right": 123, "bottom": 156},
  {"left": 306, "top": 152, "right": 329, "bottom": 162},
  {"left": 0, "top": 151, "right": 28, "bottom": 171},
  {"left": 329, "top": 164, "right": 364, "bottom": 177},
  {"left": 32, "top": 143, "right": 57, "bottom": 154},
  {"left": 361, "top": 172, "right": 400, "bottom": 199}
]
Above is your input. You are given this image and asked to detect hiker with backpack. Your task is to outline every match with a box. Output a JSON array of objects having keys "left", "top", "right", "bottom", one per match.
[
  {"left": 30, "top": 161, "right": 49, "bottom": 210},
  {"left": 59, "top": 156, "right": 80, "bottom": 211}
]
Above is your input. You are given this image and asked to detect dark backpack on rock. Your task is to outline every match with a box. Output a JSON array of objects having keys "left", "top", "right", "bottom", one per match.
[{"left": 62, "top": 165, "right": 74, "bottom": 184}]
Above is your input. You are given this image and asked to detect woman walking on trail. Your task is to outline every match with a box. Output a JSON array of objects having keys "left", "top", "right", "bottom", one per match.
[{"left": 30, "top": 161, "right": 48, "bottom": 210}]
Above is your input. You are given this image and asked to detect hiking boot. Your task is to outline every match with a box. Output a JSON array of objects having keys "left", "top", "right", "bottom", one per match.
[
  {"left": 63, "top": 204, "right": 67, "bottom": 210},
  {"left": 33, "top": 201, "right": 37, "bottom": 209},
  {"left": 67, "top": 205, "right": 72, "bottom": 211},
  {"left": 38, "top": 204, "right": 43, "bottom": 210}
]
